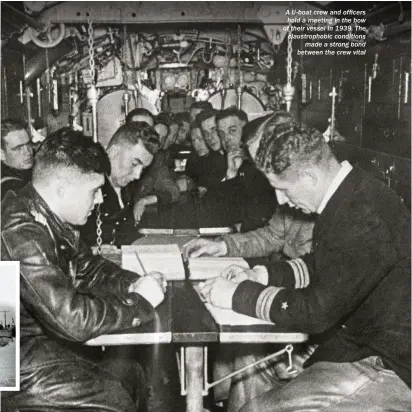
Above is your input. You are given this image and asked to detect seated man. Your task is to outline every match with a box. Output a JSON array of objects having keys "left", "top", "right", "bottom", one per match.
[
  {"left": 199, "top": 107, "right": 277, "bottom": 231},
  {"left": 194, "top": 109, "right": 227, "bottom": 191},
  {"left": 185, "top": 120, "right": 211, "bottom": 187},
  {"left": 183, "top": 112, "right": 315, "bottom": 408},
  {"left": 1, "top": 119, "right": 33, "bottom": 199},
  {"left": 81, "top": 121, "right": 160, "bottom": 246},
  {"left": 1, "top": 128, "right": 166, "bottom": 411},
  {"left": 198, "top": 122, "right": 411, "bottom": 412},
  {"left": 129, "top": 112, "right": 181, "bottom": 224}
]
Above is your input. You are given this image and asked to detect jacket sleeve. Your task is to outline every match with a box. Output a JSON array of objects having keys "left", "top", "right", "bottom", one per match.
[
  {"left": 222, "top": 209, "right": 286, "bottom": 258},
  {"left": 1, "top": 221, "right": 155, "bottom": 342},
  {"left": 73, "top": 238, "right": 146, "bottom": 305},
  {"left": 135, "top": 158, "right": 180, "bottom": 204},
  {"left": 232, "top": 202, "right": 400, "bottom": 334}
]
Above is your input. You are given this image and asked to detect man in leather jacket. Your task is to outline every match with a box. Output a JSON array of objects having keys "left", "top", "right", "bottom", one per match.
[{"left": 1, "top": 128, "right": 166, "bottom": 411}]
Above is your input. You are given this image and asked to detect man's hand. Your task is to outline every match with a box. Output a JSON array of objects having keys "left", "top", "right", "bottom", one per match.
[
  {"left": 197, "top": 186, "right": 208, "bottom": 197},
  {"left": 128, "top": 271, "right": 166, "bottom": 308},
  {"left": 225, "top": 148, "right": 244, "bottom": 180},
  {"left": 220, "top": 264, "right": 268, "bottom": 285},
  {"left": 182, "top": 238, "right": 227, "bottom": 260},
  {"left": 133, "top": 196, "right": 157, "bottom": 224},
  {"left": 199, "top": 277, "right": 237, "bottom": 309}
]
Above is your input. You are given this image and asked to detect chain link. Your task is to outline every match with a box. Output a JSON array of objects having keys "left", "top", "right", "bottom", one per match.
[
  {"left": 286, "top": 3, "right": 293, "bottom": 85},
  {"left": 87, "top": 9, "right": 95, "bottom": 82},
  {"left": 95, "top": 203, "right": 103, "bottom": 255}
]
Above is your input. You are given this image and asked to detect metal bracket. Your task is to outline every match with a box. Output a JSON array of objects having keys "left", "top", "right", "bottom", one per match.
[{"left": 177, "top": 344, "right": 296, "bottom": 397}]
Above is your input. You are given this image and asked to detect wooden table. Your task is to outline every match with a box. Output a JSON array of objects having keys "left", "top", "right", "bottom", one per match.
[{"left": 86, "top": 278, "right": 308, "bottom": 412}]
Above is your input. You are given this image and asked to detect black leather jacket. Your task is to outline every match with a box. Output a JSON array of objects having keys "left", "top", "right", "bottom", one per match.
[{"left": 1, "top": 184, "right": 155, "bottom": 376}]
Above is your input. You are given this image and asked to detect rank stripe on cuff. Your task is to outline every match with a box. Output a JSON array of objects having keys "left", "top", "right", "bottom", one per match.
[
  {"left": 256, "top": 286, "right": 284, "bottom": 322},
  {"left": 287, "top": 258, "right": 309, "bottom": 289}
]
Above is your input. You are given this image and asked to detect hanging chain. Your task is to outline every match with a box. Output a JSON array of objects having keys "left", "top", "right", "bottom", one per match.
[
  {"left": 286, "top": 7, "right": 293, "bottom": 85},
  {"left": 87, "top": 10, "right": 95, "bottom": 82},
  {"left": 95, "top": 203, "right": 103, "bottom": 255}
]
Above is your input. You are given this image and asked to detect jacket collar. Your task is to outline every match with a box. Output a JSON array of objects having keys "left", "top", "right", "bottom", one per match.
[
  {"left": 314, "top": 165, "right": 363, "bottom": 242},
  {"left": 24, "top": 184, "right": 79, "bottom": 251},
  {"left": 1, "top": 161, "right": 32, "bottom": 181}
]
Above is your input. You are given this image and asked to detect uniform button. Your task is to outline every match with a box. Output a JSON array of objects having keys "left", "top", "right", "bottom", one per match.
[
  {"left": 132, "top": 318, "right": 141, "bottom": 327},
  {"left": 104, "top": 212, "right": 109, "bottom": 217},
  {"left": 341, "top": 324, "right": 347, "bottom": 329},
  {"left": 126, "top": 298, "right": 133, "bottom": 305},
  {"left": 115, "top": 221, "right": 120, "bottom": 226}
]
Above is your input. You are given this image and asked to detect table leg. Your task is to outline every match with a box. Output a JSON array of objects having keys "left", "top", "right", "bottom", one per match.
[{"left": 185, "top": 346, "right": 204, "bottom": 412}]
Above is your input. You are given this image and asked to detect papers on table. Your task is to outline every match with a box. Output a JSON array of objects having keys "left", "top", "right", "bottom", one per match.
[
  {"left": 121, "top": 244, "right": 185, "bottom": 280},
  {"left": 193, "top": 284, "right": 274, "bottom": 326},
  {"left": 188, "top": 257, "right": 249, "bottom": 280}
]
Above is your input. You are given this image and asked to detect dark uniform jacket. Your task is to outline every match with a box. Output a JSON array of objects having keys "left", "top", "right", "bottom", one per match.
[
  {"left": 132, "top": 150, "right": 180, "bottom": 204},
  {"left": 81, "top": 176, "right": 137, "bottom": 247},
  {"left": 232, "top": 166, "right": 411, "bottom": 386},
  {"left": 1, "top": 185, "right": 155, "bottom": 394},
  {"left": 1, "top": 162, "right": 32, "bottom": 200}
]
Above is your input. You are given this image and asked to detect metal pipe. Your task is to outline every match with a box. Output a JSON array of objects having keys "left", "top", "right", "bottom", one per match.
[
  {"left": 2, "top": 3, "right": 45, "bottom": 31},
  {"left": 24, "top": 40, "right": 73, "bottom": 84},
  {"left": 87, "top": 85, "right": 98, "bottom": 142}
]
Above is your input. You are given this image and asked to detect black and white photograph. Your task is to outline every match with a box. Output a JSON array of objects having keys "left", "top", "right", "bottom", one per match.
[
  {"left": 0, "top": 1, "right": 410, "bottom": 411},
  {"left": 0, "top": 261, "right": 19, "bottom": 392}
]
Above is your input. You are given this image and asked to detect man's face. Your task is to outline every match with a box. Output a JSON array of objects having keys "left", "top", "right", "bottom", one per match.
[
  {"left": 190, "top": 127, "right": 209, "bottom": 156},
  {"left": 154, "top": 123, "right": 169, "bottom": 148},
  {"left": 217, "top": 116, "right": 245, "bottom": 152},
  {"left": 176, "top": 121, "right": 190, "bottom": 144},
  {"left": 110, "top": 141, "right": 154, "bottom": 188},
  {"left": 201, "top": 117, "right": 221, "bottom": 151},
  {"left": 59, "top": 172, "right": 104, "bottom": 226},
  {"left": 1, "top": 130, "right": 33, "bottom": 170},
  {"left": 129, "top": 114, "right": 154, "bottom": 127},
  {"left": 264, "top": 170, "right": 318, "bottom": 214},
  {"left": 163, "top": 123, "right": 179, "bottom": 150}
]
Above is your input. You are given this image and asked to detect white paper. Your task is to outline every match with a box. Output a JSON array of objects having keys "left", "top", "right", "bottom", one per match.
[
  {"left": 188, "top": 257, "right": 250, "bottom": 280},
  {"left": 121, "top": 244, "right": 185, "bottom": 280}
]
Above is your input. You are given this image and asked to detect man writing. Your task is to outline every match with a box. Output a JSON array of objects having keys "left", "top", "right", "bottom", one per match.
[
  {"left": 1, "top": 128, "right": 166, "bottom": 411},
  {"left": 198, "top": 122, "right": 411, "bottom": 411},
  {"left": 1, "top": 119, "right": 33, "bottom": 199},
  {"left": 81, "top": 121, "right": 160, "bottom": 246}
]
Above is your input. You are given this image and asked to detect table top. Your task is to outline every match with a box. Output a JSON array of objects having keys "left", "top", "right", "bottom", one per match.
[{"left": 85, "top": 280, "right": 308, "bottom": 346}]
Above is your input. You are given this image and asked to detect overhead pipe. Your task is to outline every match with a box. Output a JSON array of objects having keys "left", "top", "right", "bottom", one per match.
[
  {"left": 24, "top": 39, "right": 73, "bottom": 84},
  {"left": 2, "top": 3, "right": 45, "bottom": 31}
]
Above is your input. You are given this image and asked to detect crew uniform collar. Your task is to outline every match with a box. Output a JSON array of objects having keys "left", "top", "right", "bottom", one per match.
[
  {"left": 1, "top": 161, "right": 32, "bottom": 180},
  {"left": 317, "top": 160, "right": 353, "bottom": 214}
]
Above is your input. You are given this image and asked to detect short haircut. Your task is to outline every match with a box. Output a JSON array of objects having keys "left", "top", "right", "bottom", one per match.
[
  {"left": 196, "top": 109, "right": 217, "bottom": 126},
  {"left": 174, "top": 112, "right": 191, "bottom": 126},
  {"left": 156, "top": 112, "right": 175, "bottom": 127},
  {"left": 190, "top": 101, "right": 213, "bottom": 111},
  {"left": 33, "top": 127, "right": 110, "bottom": 182},
  {"left": 1, "top": 119, "right": 27, "bottom": 149},
  {"left": 125, "top": 108, "right": 155, "bottom": 125},
  {"left": 215, "top": 106, "right": 248, "bottom": 124},
  {"left": 255, "top": 122, "right": 331, "bottom": 175},
  {"left": 243, "top": 111, "right": 294, "bottom": 146},
  {"left": 107, "top": 121, "right": 160, "bottom": 155}
]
